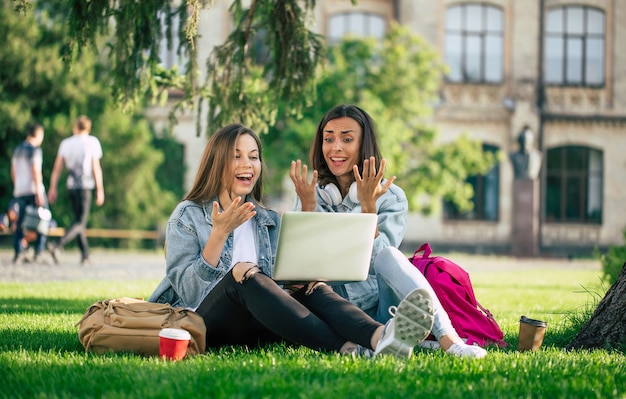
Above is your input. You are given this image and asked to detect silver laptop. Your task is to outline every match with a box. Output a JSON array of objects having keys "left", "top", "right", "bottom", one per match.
[{"left": 272, "top": 212, "right": 378, "bottom": 284}]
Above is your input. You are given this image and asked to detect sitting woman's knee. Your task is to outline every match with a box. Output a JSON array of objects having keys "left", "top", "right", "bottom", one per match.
[
  {"left": 232, "top": 262, "right": 260, "bottom": 283},
  {"left": 373, "top": 247, "right": 403, "bottom": 270}
]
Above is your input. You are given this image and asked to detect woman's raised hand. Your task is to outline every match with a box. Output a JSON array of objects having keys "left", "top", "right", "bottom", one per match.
[
  {"left": 202, "top": 197, "right": 256, "bottom": 266},
  {"left": 353, "top": 157, "right": 395, "bottom": 213},
  {"left": 290, "top": 160, "right": 318, "bottom": 212},
  {"left": 211, "top": 197, "right": 256, "bottom": 235}
]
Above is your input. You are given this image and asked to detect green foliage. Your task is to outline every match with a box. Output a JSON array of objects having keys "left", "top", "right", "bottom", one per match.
[
  {"left": 88, "top": 110, "right": 178, "bottom": 231},
  {"left": 13, "top": 0, "right": 324, "bottom": 135},
  {"left": 596, "top": 227, "right": 626, "bottom": 284},
  {"left": 202, "top": 0, "right": 323, "bottom": 134},
  {"left": 408, "top": 135, "right": 501, "bottom": 214},
  {"left": 153, "top": 134, "right": 186, "bottom": 201},
  {"left": 0, "top": 0, "right": 180, "bottom": 234},
  {"left": 265, "top": 24, "right": 496, "bottom": 213}
]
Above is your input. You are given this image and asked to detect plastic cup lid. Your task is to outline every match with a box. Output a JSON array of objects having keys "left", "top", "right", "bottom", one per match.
[
  {"left": 159, "top": 328, "right": 191, "bottom": 340},
  {"left": 520, "top": 316, "right": 547, "bottom": 327}
]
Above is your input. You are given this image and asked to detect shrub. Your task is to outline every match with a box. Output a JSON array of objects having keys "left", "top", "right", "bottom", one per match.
[{"left": 597, "top": 227, "right": 626, "bottom": 284}]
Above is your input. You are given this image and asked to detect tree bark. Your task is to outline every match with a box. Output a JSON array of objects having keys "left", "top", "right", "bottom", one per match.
[{"left": 567, "top": 263, "right": 626, "bottom": 350}]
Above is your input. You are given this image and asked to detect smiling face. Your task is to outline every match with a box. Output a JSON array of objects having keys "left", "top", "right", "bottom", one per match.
[
  {"left": 218, "top": 133, "right": 261, "bottom": 209},
  {"left": 321, "top": 117, "right": 363, "bottom": 190}
]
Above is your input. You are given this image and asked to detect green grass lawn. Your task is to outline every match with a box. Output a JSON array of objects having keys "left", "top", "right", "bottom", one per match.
[{"left": 1, "top": 266, "right": 624, "bottom": 399}]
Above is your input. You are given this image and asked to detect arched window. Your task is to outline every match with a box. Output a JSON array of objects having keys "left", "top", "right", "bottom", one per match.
[
  {"left": 545, "top": 5, "right": 605, "bottom": 86},
  {"left": 545, "top": 146, "right": 603, "bottom": 223},
  {"left": 327, "top": 12, "right": 386, "bottom": 44},
  {"left": 444, "top": 3, "right": 503, "bottom": 83},
  {"left": 444, "top": 144, "right": 500, "bottom": 221}
]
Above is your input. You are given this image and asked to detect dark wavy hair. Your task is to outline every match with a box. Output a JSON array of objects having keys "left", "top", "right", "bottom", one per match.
[
  {"left": 26, "top": 122, "right": 43, "bottom": 137},
  {"left": 309, "top": 104, "right": 383, "bottom": 187}
]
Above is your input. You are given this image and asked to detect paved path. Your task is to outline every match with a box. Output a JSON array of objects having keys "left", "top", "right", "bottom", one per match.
[
  {"left": 0, "top": 248, "right": 601, "bottom": 283},
  {"left": 0, "top": 249, "right": 166, "bottom": 283}
]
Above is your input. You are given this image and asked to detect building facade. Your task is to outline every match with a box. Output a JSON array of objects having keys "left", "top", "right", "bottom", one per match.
[{"left": 156, "top": 0, "right": 626, "bottom": 256}]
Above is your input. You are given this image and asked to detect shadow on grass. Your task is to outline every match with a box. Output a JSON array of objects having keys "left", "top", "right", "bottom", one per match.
[
  {"left": 0, "top": 297, "right": 95, "bottom": 352},
  {"left": 0, "top": 297, "right": 99, "bottom": 315},
  {"left": 0, "top": 327, "right": 84, "bottom": 352}
]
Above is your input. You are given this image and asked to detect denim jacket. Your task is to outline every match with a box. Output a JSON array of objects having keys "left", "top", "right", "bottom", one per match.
[
  {"left": 294, "top": 182, "right": 408, "bottom": 311},
  {"left": 148, "top": 196, "right": 280, "bottom": 309}
]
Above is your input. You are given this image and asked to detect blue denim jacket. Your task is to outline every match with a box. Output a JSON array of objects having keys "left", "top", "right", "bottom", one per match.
[
  {"left": 294, "top": 182, "right": 408, "bottom": 311},
  {"left": 148, "top": 196, "right": 280, "bottom": 309}
]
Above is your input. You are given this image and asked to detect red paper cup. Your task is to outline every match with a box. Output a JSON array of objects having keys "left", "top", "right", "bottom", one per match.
[{"left": 159, "top": 328, "right": 191, "bottom": 361}]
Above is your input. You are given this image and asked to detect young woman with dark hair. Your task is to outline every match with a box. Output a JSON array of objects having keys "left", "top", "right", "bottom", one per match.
[{"left": 290, "top": 104, "right": 487, "bottom": 358}]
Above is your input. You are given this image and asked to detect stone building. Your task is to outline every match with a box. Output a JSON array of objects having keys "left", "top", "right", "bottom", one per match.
[{"left": 151, "top": 0, "right": 626, "bottom": 256}]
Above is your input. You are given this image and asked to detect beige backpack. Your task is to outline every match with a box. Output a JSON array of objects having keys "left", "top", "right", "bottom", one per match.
[{"left": 77, "top": 297, "right": 206, "bottom": 356}]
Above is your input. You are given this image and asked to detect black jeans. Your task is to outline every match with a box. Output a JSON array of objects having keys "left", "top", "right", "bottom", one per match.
[
  {"left": 58, "top": 189, "right": 92, "bottom": 260},
  {"left": 195, "top": 270, "right": 380, "bottom": 352}
]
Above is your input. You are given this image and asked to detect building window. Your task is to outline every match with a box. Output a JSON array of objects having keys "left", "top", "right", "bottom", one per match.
[
  {"left": 545, "top": 146, "right": 603, "bottom": 223},
  {"left": 444, "top": 3, "right": 503, "bottom": 83},
  {"left": 327, "top": 12, "right": 386, "bottom": 44},
  {"left": 444, "top": 144, "right": 500, "bottom": 221},
  {"left": 545, "top": 6, "right": 605, "bottom": 86},
  {"left": 251, "top": 28, "right": 271, "bottom": 66},
  {"left": 158, "top": 10, "right": 188, "bottom": 72}
]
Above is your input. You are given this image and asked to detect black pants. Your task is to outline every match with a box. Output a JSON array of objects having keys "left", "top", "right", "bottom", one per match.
[
  {"left": 59, "top": 189, "right": 92, "bottom": 260},
  {"left": 195, "top": 270, "right": 380, "bottom": 352}
]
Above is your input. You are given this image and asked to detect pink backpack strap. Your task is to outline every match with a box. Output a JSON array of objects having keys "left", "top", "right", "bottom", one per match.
[
  {"left": 411, "top": 242, "right": 432, "bottom": 260},
  {"left": 477, "top": 302, "right": 496, "bottom": 320}
]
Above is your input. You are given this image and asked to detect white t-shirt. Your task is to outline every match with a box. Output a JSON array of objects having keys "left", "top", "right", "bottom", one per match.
[
  {"left": 58, "top": 134, "right": 103, "bottom": 190},
  {"left": 231, "top": 219, "right": 258, "bottom": 267}
]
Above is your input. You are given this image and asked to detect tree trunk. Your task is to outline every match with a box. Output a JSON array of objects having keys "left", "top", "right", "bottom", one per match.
[{"left": 567, "top": 263, "right": 626, "bottom": 350}]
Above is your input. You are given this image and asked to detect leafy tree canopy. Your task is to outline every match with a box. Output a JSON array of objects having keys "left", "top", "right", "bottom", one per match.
[
  {"left": 1, "top": 0, "right": 179, "bottom": 238},
  {"left": 12, "top": 0, "right": 330, "bottom": 135}
]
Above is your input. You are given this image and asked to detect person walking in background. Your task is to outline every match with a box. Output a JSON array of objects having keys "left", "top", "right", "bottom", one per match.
[
  {"left": 47, "top": 115, "right": 104, "bottom": 266},
  {"left": 290, "top": 104, "right": 487, "bottom": 358},
  {"left": 10, "top": 122, "right": 49, "bottom": 265}
]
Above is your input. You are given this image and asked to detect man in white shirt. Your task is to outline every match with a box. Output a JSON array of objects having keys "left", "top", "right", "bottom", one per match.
[{"left": 47, "top": 115, "right": 105, "bottom": 265}]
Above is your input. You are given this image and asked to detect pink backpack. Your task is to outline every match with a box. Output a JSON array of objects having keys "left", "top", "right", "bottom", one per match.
[{"left": 409, "top": 243, "right": 507, "bottom": 347}]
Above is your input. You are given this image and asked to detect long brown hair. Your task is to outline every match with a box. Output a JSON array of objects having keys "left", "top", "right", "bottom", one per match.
[
  {"left": 310, "top": 104, "right": 383, "bottom": 187},
  {"left": 184, "top": 124, "right": 265, "bottom": 204}
]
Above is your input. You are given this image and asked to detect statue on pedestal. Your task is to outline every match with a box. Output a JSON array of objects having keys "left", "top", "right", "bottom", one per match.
[{"left": 510, "top": 126, "right": 542, "bottom": 180}]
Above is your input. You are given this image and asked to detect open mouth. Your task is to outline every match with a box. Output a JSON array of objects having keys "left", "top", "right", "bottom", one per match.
[
  {"left": 236, "top": 173, "right": 253, "bottom": 182},
  {"left": 329, "top": 157, "right": 347, "bottom": 165}
]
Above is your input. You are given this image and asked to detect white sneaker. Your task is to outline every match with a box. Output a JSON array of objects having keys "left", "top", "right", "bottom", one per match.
[
  {"left": 374, "top": 288, "right": 434, "bottom": 358},
  {"left": 343, "top": 344, "right": 374, "bottom": 358},
  {"left": 446, "top": 342, "right": 488, "bottom": 359},
  {"left": 418, "top": 339, "right": 440, "bottom": 350}
]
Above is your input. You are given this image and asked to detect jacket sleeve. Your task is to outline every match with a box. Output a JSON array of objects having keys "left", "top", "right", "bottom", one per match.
[
  {"left": 370, "top": 185, "right": 409, "bottom": 261},
  {"left": 163, "top": 206, "right": 230, "bottom": 309}
]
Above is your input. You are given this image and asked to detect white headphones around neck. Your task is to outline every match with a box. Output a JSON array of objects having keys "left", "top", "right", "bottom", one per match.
[{"left": 319, "top": 182, "right": 359, "bottom": 206}]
